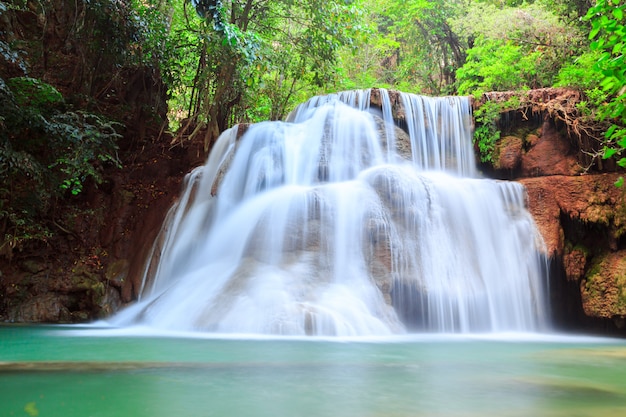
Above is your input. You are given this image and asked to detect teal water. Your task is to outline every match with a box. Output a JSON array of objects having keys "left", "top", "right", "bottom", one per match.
[{"left": 1, "top": 326, "right": 626, "bottom": 417}]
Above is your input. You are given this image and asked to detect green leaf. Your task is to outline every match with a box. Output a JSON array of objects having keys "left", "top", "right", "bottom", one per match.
[
  {"left": 618, "top": 157, "right": 626, "bottom": 168},
  {"left": 615, "top": 176, "right": 624, "bottom": 187},
  {"left": 607, "top": 124, "right": 618, "bottom": 138},
  {"left": 603, "top": 147, "right": 618, "bottom": 159}
]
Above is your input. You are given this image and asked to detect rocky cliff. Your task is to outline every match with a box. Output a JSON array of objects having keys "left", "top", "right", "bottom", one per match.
[{"left": 481, "top": 88, "right": 626, "bottom": 335}]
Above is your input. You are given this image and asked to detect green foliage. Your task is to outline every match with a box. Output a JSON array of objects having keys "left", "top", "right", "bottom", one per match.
[
  {"left": 46, "top": 112, "right": 122, "bottom": 195},
  {"left": 7, "top": 77, "right": 64, "bottom": 109},
  {"left": 343, "top": 0, "right": 466, "bottom": 95},
  {"left": 538, "top": 0, "right": 594, "bottom": 21},
  {"left": 452, "top": 1, "right": 586, "bottom": 94},
  {"left": 456, "top": 37, "right": 540, "bottom": 96},
  {"left": 472, "top": 97, "right": 522, "bottom": 163},
  {"left": 555, "top": 49, "right": 604, "bottom": 91},
  {"left": 472, "top": 100, "right": 503, "bottom": 163},
  {"left": 137, "top": 0, "right": 594, "bottom": 128},
  {"left": 585, "top": 0, "right": 626, "bottom": 182},
  {"left": 0, "top": 76, "right": 122, "bottom": 258},
  {"left": 178, "top": 0, "right": 361, "bottom": 147}
]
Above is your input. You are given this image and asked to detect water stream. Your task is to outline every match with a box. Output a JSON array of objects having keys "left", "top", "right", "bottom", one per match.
[{"left": 112, "top": 88, "right": 548, "bottom": 335}]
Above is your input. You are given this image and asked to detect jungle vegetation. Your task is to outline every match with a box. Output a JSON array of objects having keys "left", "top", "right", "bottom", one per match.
[{"left": 0, "top": 0, "right": 624, "bottom": 256}]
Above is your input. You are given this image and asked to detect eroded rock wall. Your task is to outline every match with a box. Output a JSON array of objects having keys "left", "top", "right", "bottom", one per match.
[{"left": 479, "top": 89, "right": 626, "bottom": 335}]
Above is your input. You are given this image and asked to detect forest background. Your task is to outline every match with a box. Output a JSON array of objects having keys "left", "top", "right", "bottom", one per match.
[{"left": 0, "top": 0, "right": 624, "bottom": 262}]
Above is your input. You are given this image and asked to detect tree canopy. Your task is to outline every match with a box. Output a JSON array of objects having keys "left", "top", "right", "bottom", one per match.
[{"left": 1, "top": 0, "right": 626, "bottom": 256}]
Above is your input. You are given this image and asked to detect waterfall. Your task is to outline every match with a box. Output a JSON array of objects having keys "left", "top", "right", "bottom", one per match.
[{"left": 112, "top": 88, "right": 549, "bottom": 336}]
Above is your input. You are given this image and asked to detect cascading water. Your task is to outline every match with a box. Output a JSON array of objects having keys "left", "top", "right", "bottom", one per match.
[{"left": 112, "top": 88, "right": 549, "bottom": 336}]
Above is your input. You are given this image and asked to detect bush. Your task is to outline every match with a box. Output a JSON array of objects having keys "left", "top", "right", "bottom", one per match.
[
  {"left": 456, "top": 37, "right": 540, "bottom": 96},
  {"left": 0, "top": 76, "right": 121, "bottom": 258}
]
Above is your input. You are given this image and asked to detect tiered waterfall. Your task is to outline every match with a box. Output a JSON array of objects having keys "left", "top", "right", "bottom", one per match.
[{"left": 112, "top": 89, "right": 549, "bottom": 336}]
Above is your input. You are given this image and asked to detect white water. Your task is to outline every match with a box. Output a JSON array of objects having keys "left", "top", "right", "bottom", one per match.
[{"left": 112, "top": 88, "right": 549, "bottom": 336}]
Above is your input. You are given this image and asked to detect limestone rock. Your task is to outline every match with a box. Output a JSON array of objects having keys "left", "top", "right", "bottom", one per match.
[
  {"left": 581, "top": 251, "right": 626, "bottom": 320},
  {"left": 106, "top": 259, "right": 129, "bottom": 289},
  {"left": 521, "top": 174, "right": 625, "bottom": 257},
  {"left": 520, "top": 120, "right": 582, "bottom": 177},
  {"left": 563, "top": 248, "right": 587, "bottom": 282},
  {"left": 9, "top": 293, "right": 71, "bottom": 322},
  {"left": 495, "top": 135, "right": 523, "bottom": 171}
]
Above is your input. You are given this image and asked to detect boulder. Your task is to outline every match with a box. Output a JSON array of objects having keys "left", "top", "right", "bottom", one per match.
[{"left": 581, "top": 251, "right": 626, "bottom": 324}]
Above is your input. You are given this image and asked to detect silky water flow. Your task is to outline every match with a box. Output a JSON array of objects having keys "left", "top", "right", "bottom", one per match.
[{"left": 112, "top": 89, "right": 549, "bottom": 336}]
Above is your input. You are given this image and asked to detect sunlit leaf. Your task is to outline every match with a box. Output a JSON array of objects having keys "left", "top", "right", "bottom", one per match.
[{"left": 603, "top": 147, "right": 618, "bottom": 159}]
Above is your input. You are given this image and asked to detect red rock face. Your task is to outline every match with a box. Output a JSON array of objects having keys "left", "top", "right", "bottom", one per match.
[
  {"left": 520, "top": 120, "right": 582, "bottom": 177},
  {"left": 521, "top": 174, "right": 624, "bottom": 257},
  {"left": 471, "top": 88, "right": 626, "bottom": 332},
  {"left": 518, "top": 162, "right": 625, "bottom": 332},
  {"left": 496, "top": 136, "right": 523, "bottom": 171}
]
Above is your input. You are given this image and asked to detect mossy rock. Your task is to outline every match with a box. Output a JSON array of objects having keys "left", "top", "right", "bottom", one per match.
[
  {"left": 7, "top": 77, "right": 64, "bottom": 110},
  {"left": 581, "top": 251, "right": 626, "bottom": 318}
]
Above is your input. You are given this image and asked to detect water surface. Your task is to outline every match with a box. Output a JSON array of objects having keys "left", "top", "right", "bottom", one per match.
[{"left": 2, "top": 325, "right": 625, "bottom": 417}]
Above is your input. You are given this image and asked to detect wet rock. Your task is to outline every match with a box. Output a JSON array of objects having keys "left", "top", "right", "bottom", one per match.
[
  {"left": 581, "top": 251, "right": 626, "bottom": 319},
  {"left": 8, "top": 293, "right": 71, "bottom": 322},
  {"left": 106, "top": 259, "right": 129, "bottom": 288},
  {"left": 20, "top": 259, "right": 47, "bottom": 274},
  {"left": 520, "top": 120, "right": 582, "bottom": 177},
  {"left": 101, "top": 286, "right": 123, "bottom": 316},
  {"left": 495, "top": 135, "right": 523, "bottom": 171},
  {"left": 563, "top": 248, "right": 587, "bottom": 282},
  {"left": 521, "top": 174, "right": 625, "bottom": 257}
]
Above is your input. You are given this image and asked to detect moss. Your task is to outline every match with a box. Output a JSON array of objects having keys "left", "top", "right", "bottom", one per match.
[
  {"left": 565, "top": 240, "right": 590, "bottom": 258},
  {"left": 574, "top": 244, "right": 590, "bottom": 258},
  {"left": 613, "top": 190, "right": 626, "bottom": 238},
  {"left": 7, "top": 77, "right": 64, "bottom": 110},
  {"left": 583, "top": 252, "right": 626, "bottom": 316},
  {"left": 615, "top": 258, "right": 626, "bottom": 309},
  {"left": 585, "top": 255, "right": 605, "bottom": 282}
]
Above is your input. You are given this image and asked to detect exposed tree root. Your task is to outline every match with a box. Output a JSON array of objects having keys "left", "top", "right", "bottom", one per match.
[{"left": 479, "top": 88, "right": 617, "bottom": 172}]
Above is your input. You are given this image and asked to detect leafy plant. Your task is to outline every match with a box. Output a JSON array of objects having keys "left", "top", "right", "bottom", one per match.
[
  {"left": 584, "top": 0, "right": 626, "bottom": 185},
  {"left": 456, "top": 36, "right": 540, "bottom": 96},
  {"left": 471, "top": 97, "right": 522, "bottom": 164},
  {"left": 0, "top": 76, "right": 122, "bottom": 258},
  {"left": 472, "top": 100, "right": 503, "bottom": 163},
  {"left": 555, "top": 50, "right": 604, "bottom": 92},
  {"left": 47, "top": 112, "right": 122, "bottom": 195}
]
